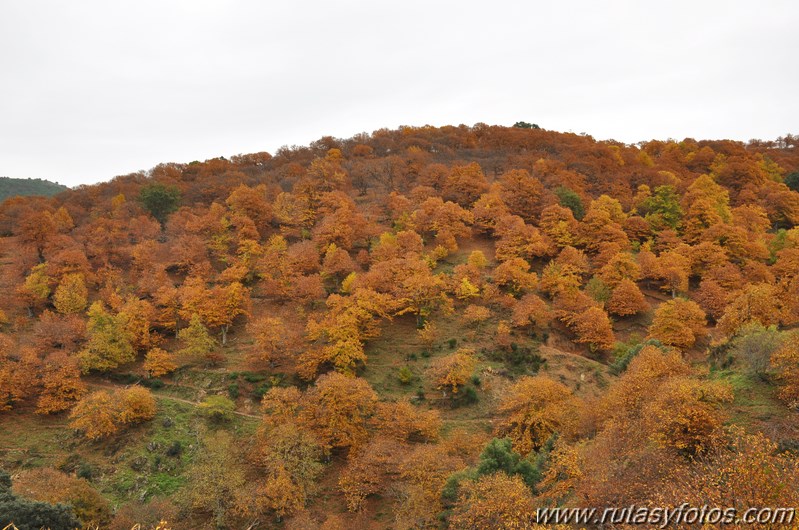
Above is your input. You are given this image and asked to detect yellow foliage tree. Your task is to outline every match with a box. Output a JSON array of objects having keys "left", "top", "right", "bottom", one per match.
[
  {"left": 117, "top": 386, "right": 157, "bottom": 424},
  {"left": 299, "top": 372, "right": 378, "bottom": 451},
  {"left": 53, "top": 273, "right": 88, "bottom": 314},
  {"left": 78, "top": 302, "right": 135, "bottom": 373},
  {"left": 449, "top": 472, "right": 535, "bottom": 529},
  {"left": 497, "top": 376, "right": 583, "bottom": 454},
  {"left": 771, "top": 338, "right": 799, "bottom": 408},
  {"left": 455, "top": 277, "right": 480, "bottom": 300}
]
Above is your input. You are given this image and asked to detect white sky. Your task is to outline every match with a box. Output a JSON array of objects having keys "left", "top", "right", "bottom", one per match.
[{"left": 1, "top": 1, "right": 797, "bottom": 186}]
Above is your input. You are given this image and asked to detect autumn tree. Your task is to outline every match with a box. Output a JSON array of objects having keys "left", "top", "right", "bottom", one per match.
[
  {"left": 248, "top": 316, "right": 286, "bottom": 365},
  {"left": 448, "top": 472, "right": 535, "bottom": 529},
  {"left": 539, "top": 261, "right": 583, "bottom": 297},
  {"left": 177, "top": 314, "right": 218, "bottom": 363},
  {"left": 463, "top": 304, "right": 491, "bottom": 330},
  {"left": 69, "top": 386, "right": 156, "bottom": 440},
  {"left": 0, "top": 470, "right": 81, "bottom": 530},
  {"left": 493, "top": 257, "right": 538, "bottom": 295},
  {"left": 35, "top": 352, "right": 86, "bottom": 414},
  {"left": 69, "top": 390, "right": 120, "bottom": 440},
  {"left": 417, "top": 320, "right": 439, "bottom": 351},
  {"left": 338, "top": 437, "right": 405, "bottom": 512},
  {"left": 657, "top": 250, "right": 691, "bottom": 297},
  {"left": 470, "top": 190, "right": 509, "bottom": 232},
  {"left": 225, "top": 183, "right": 272, "bottom": 236},
  {"left": 299, "top": 372, "right": 378, "bottom": 451},
  {"left": 52, "top": 273, "right": 88, "bottom": 314},
  {"left": 118, "top": 295, "right": 157, "bottom": 352},
  {"left": 681, "top": 174, "right": 731, "bottom": 242},
  {"left": 183, "top": 431, "right": 250, "bottom": 528},
  {"left": 497, "top": 376, "right": 583, "bottom": 454},
  {"left": 649, "top": 298, "right": 706, "bottom": 349},
  {"left": 539, "top": 204, "right": 580, "bottom": 247},
  {"left": 443, "top": 162, "right": 490, "bottom": 206},
  {"left": 494, "top": 215, "right": 551, "bottom": 262},
  {"left": 510, "top": 294, "right": 551, "bottom": 336},
  {"left": 11, "top": 468, "right": 111, "bottom": 528},
  {"left": 717, "top": 283, "right": 782, "bottom": 335},
  {"left": 143, "top": 347, "right": 177, "bottom": 377},
  {"left": 498, "top": 169, "right": 545, "bottom": 222},
  {"left": 395, "top": 444, "right": 465, "bottom": 528},
  {"left": 770, "top": 337, "right": 799, "bottom": 408},
  {"left": 606, "top": 278, "right": 649, "bottom": 317},
  {"left": 658, "top": 429, "right": 799, "bottom": 513},
  {"left": 430, "top": 348, "right": 478, "bottom": 394},
  {"left": 117, "top": 386, "right": 157, "bottom": 424},
  {"left": 0, "top": 344, "right": 39, "bottom": 411},
  {"left": 179, "top": 277, "right": 250, "bottom": 345},
  {"left": 252, "top": 422, "right": 325, "bottom": 519},
  {"left": 19, "top": 262, "right": 52, "bottom": 315},
  {"left": 569, "top": 306, "right": 615, "bottom": 352},
  {"left": 374, "top": 400, "right": 441, "bottom": 443},
  {"left": 598, "top": 252, "right": 641, "bottom": 288},
  {"left": 301, "top": 288, "right": 397, "bottom": 377},
  {"left": 78, "top": 301, "right": 135, "bottom": 373},
  {"left": 409, "top": 197, "right": 473, "bottom": 251}
]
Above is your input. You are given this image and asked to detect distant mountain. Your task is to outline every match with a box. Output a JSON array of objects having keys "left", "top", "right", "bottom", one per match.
[{"left": 0, "top": 176, "right": 68, "bottom": 202}]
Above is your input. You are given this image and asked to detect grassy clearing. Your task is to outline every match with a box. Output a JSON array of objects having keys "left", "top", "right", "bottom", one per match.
[{"left": 710, "top": 368, "right": 784, "bottom": 427}]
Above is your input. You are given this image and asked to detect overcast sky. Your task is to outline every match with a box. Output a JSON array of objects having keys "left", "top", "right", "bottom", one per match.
[{"left": 1, "top": 1, "right": 797, "bottom": 187}]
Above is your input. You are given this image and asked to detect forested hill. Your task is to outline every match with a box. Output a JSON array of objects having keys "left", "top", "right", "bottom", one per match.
[
  {"left": 2, "top": 124, "right": 799, "bottom": 529},
  {"left": 0, "top": 176, "right": 67, "bottom": 202}
]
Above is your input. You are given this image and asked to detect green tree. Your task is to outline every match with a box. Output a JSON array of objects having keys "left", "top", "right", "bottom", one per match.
[
  {"left": 554, "top": 186, "right": 585, "bottom": 220},
  {"left": 785, "top": 171, "right": 799, "bottom": 192},
  {"left": 513, "top": 121, "right": 540, "bottom": 129},
  {"left": 138, "top": 183, "right": 181, "bottom": 226},
  {"left": 442, "top": 438, "right": 545, "bottom": 503},
  {"left": 641, "top": 185, "right": 683, "bottom": 229}
]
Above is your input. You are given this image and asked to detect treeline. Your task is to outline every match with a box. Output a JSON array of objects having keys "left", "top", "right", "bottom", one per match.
[{"left": 0, "top": 177, "right": 67, "bottom": 202}]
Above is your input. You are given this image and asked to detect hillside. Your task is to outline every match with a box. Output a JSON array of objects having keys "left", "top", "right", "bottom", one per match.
[
  {"left": 1, "top": 125, "right": 799, "bottom": 529},
  {"left": 0, "top": 176, "right": 68, "bottom": 202}
]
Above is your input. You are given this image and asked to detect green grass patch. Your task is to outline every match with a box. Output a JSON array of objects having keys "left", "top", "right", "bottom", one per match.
[{"left": 710, "top": 369, "right": 782, "bottom": 426}]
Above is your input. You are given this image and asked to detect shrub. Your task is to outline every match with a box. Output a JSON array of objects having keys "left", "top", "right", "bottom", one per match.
[
  {"left": 197, "top": 395, "right": 236, "bottom": 423},
  {"left": 398, "top": 366, "right": 413, "bottom": 385}
]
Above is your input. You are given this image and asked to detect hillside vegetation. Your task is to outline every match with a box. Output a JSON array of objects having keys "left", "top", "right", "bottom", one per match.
[
  {"left": 1, "top": 125, "right": 799, "bottom": 529},
  {"left": 0, "top": 177, "right": 67, "bottom": 202}
]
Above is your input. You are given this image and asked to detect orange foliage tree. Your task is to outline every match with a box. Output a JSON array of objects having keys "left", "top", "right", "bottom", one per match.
[
  {"left": 649, "top": 298, "right": 707, "bottom": 349},
  {"left": 429, "top": 348, "right": 478, "bottom": 394}
]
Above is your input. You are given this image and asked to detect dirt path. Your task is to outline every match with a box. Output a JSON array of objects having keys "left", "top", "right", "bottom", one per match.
[{"left": 87, "top": 382, "right": 261, "bottom": 420}]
